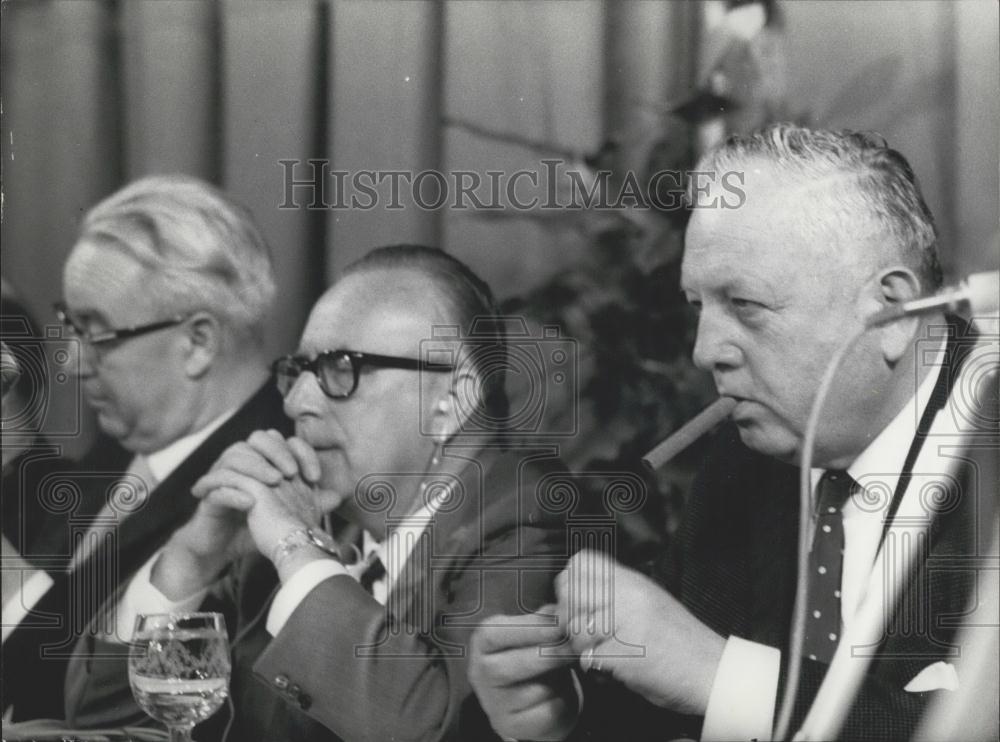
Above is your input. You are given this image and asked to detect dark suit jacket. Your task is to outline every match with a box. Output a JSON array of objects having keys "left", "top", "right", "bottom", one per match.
[
  {"left": 2, "top": 381, "right": 289, "bottom": 720},
  {"left": 574, "top": 318, "right": 992, "bottom": 741},
  {"left": 65, "top": 442, "right": 573, "bottom": 742},
  {"left": 2, "top": 439, "right": 75, "bottom": 558}
]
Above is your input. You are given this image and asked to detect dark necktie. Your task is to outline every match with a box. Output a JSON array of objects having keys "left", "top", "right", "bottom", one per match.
[
  {"left": 803, "top": 470, "right": 856, "bottom": 664},
  {"left": 360, "top": 555, "right": 386, "bottom": 595}
]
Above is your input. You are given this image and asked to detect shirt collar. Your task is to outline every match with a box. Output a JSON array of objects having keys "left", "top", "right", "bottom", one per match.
[
  {"left": 810, "top": 337, "right": 946, "bottom": 497},
  {"left": 144, "top": 408, "right": 237, "bottom": 483}
]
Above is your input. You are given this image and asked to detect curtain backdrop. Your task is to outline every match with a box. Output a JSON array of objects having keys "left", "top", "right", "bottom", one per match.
[{"left": 2, "top": 0, "right": 997, "bottom": 457}]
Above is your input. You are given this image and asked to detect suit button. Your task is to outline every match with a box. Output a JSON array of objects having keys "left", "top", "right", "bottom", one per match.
[
  {"left": 273, "top": 674, "right": 289, "bottom": 690},
  {"left": 298, "top": 693, "right": 312, "bottom": 710}
]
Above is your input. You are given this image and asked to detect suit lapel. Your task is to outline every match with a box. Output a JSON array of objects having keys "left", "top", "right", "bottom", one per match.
[
  {"left": 748, "top": 456, "right": 800, "bottom": 647},
  {"left": 879, "top": 315, "right": 976, "bottom": 545}
]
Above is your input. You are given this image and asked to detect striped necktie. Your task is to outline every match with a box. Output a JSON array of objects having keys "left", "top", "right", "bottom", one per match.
[{"left": 69, "top": 454, "right": 156, "bottom": 572}]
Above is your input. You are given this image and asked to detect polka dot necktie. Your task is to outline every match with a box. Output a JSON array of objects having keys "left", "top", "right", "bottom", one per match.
[{"left": 803, "top": 470, "right": 856, "bottom": 664}]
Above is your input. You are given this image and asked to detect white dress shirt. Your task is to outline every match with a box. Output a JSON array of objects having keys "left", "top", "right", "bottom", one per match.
[
  {"left": 701, "top": 346, "right": 958, "bottom": 741},
  {"left": 144, "top": 410, "right": 235, "bottom": 483}
]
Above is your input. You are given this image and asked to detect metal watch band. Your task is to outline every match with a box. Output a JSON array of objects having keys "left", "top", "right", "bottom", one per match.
[{"left": 270, "top": 527, "right": 342, "bottom": 567}]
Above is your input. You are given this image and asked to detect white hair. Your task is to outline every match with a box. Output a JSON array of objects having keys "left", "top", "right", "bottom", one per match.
[
  {"left": 691, "top": 123, "right": 943, "bottom": 288},
  {"left": 76, "top": 174, "right": 276, "bottom": 343}
]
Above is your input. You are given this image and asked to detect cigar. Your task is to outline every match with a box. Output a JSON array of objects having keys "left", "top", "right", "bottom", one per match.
[{"left": 641, "top": 397, "right": 738, "bottom": 471}]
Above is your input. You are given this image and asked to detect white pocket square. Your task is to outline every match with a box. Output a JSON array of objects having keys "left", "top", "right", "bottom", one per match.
[{"left": 904, "top": 661, "right": 959, "bottom": 692}]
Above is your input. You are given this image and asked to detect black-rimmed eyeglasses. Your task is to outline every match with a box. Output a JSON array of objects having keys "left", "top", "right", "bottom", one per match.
[
  {"left": 272, "top": 349, "right": 454, "bottom": 399},
  {"left": 54, "top": 302, "right": 188, "bottom": 347}
]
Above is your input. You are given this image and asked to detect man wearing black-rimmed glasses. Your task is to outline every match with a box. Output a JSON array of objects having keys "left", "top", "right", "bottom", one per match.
[
  {"left": 1, "top": 175, "right": 290, "bottom": 721},
  {"left": 64, "top": 245, "right": 570, "bottom": 742}
]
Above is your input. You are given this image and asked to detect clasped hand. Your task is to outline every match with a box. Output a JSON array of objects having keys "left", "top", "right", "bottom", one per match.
[{"left": 172, "top": 430, "right": 339, "bottom": 569}]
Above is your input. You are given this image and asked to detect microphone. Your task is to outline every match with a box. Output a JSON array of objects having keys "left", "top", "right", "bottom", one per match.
[{"left": 866, "top": 270, "right": 999, "bottom": 328}]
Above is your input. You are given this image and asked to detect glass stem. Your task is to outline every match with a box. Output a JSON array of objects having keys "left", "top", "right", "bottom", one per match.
[{"left": 169, "top": 724, "right": 194, "bottom": 742}]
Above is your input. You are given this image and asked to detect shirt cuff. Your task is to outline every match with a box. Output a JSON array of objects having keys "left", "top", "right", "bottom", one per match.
[
  {"left": 113, "top": 550, "right": 209, "bottom": 643},
  {"left": 265, "top": 558, "right": 349, "bottom": 636},
  {"left": 701, "top": 636, "right": 781, "bottom": 742}
]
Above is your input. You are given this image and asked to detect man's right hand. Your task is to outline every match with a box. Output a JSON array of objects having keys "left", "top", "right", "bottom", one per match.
[
  {"left": 468, "top": 607, "right": 581, "bottom": 742},
  {"left": 151, "top": 429, "right": 322, "bottom": 600}
]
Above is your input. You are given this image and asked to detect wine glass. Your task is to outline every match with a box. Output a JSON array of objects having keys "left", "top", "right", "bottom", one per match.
[{"left": 128, "top": 612, "right": 232, "bottom": 742}]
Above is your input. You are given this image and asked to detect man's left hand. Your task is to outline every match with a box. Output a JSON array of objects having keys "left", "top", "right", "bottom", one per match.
[
  {"left": 191, "top": 429, "right": 338, "bottom": 564},
  {"left": 556, "top": 549, "right": 726, "bottom": 716},
  {"left": 468, "top": 606, "right": 581, "bottom": 742}
]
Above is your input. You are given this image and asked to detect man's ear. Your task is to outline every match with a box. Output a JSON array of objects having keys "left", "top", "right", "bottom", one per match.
[
  {"left": 181, "top": 312, "right": 221, "bottom": 378},
  {"left": 430, "top": 368, "right": 483, "bottom": 441},
  {"left": 864, "top": 266, "right": 924, "bottom": 365}
]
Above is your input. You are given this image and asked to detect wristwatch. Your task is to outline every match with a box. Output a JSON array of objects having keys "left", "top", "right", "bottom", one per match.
[{"left": 271, "top": 527, "right": 342, "bottom": 567}]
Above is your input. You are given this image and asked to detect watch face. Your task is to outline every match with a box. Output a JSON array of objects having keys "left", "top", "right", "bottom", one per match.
[{"left": 307, "top": 529, "right": 340, "bottom": 557}]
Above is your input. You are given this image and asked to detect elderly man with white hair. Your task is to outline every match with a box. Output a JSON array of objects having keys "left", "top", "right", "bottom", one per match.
[{"left": 2, "top": 175, "right": 289, "bottom": 721}]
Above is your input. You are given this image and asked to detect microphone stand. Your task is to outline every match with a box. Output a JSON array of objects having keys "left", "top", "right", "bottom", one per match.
[{"left": 789, "top": 317, "right": 998, "bottom": 741}]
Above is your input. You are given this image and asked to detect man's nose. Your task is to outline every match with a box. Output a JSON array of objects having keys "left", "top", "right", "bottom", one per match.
[
  {"left": 282, "top": 371, "right": 325, "bottom": 419},
  {"left": 66, "top": 337, "right": 97, "bottom": 378},
  {"left": 691, "top": 310, "right": 743, "bottom": 372}
]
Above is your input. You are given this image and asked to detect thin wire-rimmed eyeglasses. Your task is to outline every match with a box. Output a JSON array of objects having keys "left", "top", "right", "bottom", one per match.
[
  {"left": 54, "top": 301, "right": 188, "bottom": 347},
  {"left": 272, "top": 349, "right": 454, "bottom": 399}
]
